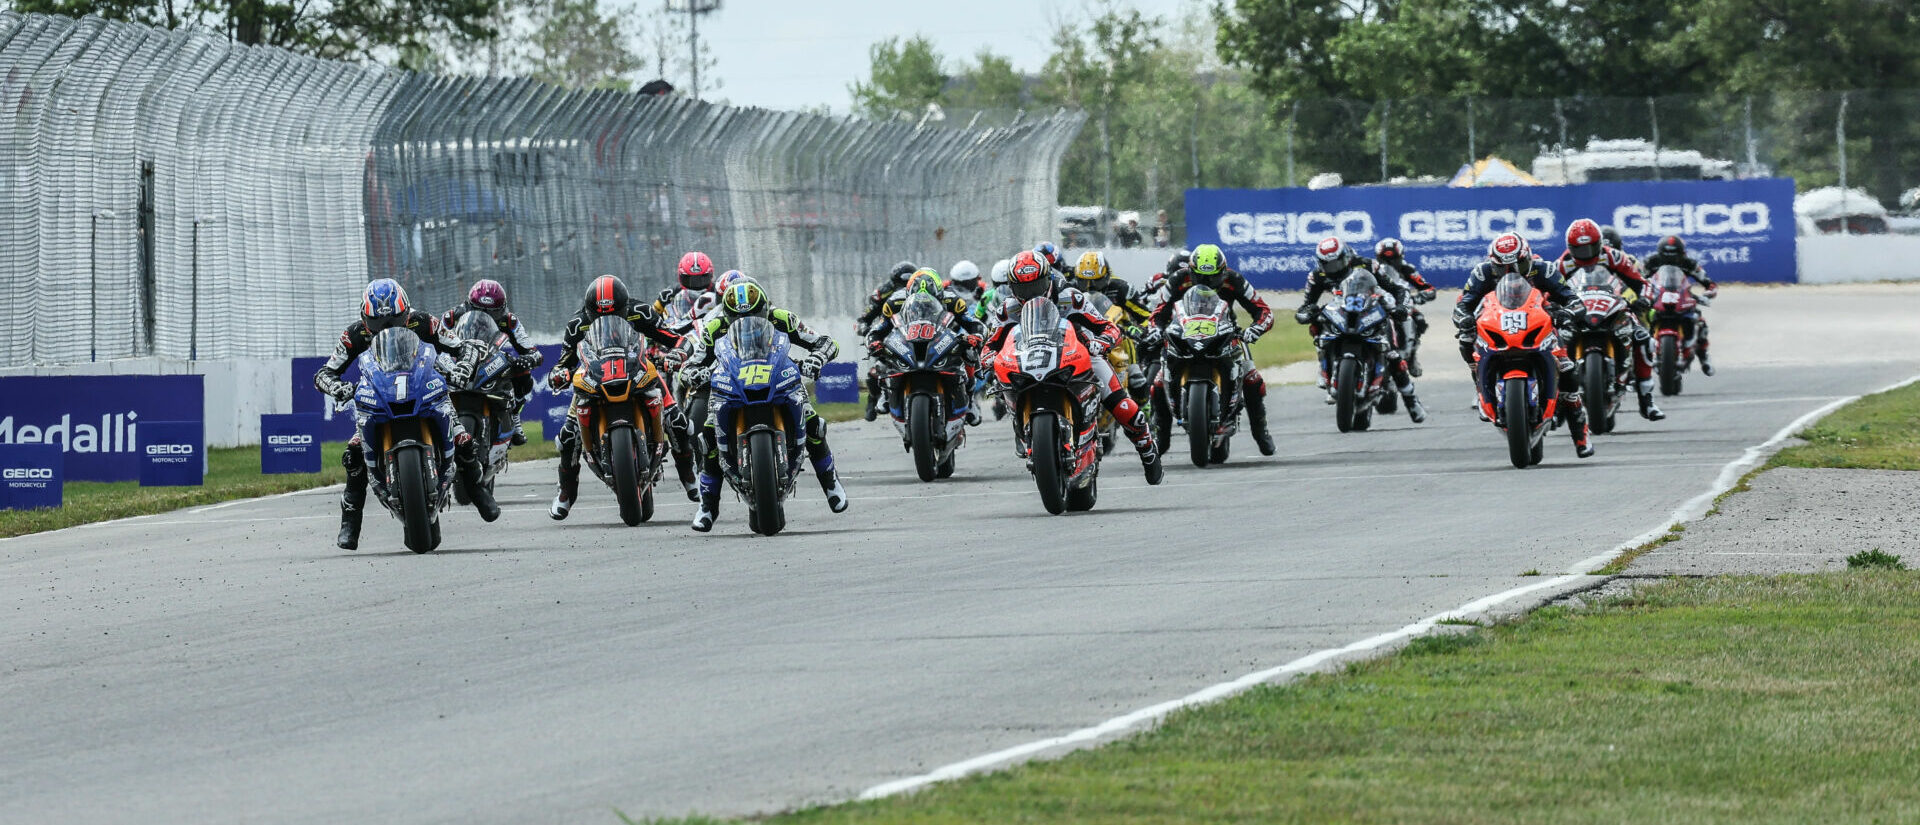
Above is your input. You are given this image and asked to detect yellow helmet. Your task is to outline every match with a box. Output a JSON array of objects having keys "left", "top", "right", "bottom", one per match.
[{"left": 1073, "top": 250, "right": 1110, "bottom": 284}]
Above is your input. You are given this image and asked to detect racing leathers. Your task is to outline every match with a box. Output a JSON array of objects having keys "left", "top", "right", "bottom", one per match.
[
  {"left": 547, "top": 301, "right": 693, "bottom": 516},
  {"left": 1295, "top": 258, "right": 1428, "bottom": 422},
  {"left": 864, "top": 286, "right": 986, "bottom": 422},
  {"left": 1453, "top": 258, "right": 1592, "bottom": 455},
  {"left": 985, "top": 280, "right": 1163, "bottom": 481},
  {"left": 687, "top": 308, "right": 848, "bottom": 529},
  {"left": 314, "top": 312, "right": 497, "bottom": 549},
  {"left": 1150, "top": 265, "right": 1278, "bottom": 451},
  {"left": 1638, "top": 249, "right": 1718, "bottom": 374},
  {"left": 1373, "top": 254, "right": 1439, "bottom": 373},
  {"left": 1553, "top": 247, "right": 1665, "bottom": 420},
  {"left": 441, "top": 305, "right": 543, "bottom": 441}
]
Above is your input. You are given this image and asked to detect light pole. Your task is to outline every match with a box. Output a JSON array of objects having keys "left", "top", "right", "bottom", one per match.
[
  {"left": 190, "top": 215, "right": 216, "bottom": 361},
  {"left": 90, "top": 209, "right": 116, "bottom": 362}
]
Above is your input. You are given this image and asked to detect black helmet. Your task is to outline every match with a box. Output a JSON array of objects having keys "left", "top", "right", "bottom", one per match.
[
  {"left": 1165, "top": 247, "right": 1191, "bottom": 274},
  {"left": 585, "top": 275, "right": 631, "bottom": 316},
  {"left": 1658, "top": 235, "right": 1686, "bottom": 258},
  {"left": 889, "top": 261, "right": 918, "bottom": 284},
  {"left": 1600, "top": 225, "right": 1624, "bottom": 251}
]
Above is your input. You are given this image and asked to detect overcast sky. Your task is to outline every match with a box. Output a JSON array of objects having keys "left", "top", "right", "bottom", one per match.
[{"left": 653, "top": 0, "right": 1202, "bottom": 113}]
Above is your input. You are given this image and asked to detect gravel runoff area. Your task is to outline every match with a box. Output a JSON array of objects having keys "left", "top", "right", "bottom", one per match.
[{"left": 1631, "top": 467, "right": 1920, "bottom": 576}]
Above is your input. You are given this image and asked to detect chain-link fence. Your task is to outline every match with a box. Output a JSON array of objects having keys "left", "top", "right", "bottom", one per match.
[{"left": 0, "top": 11, "right": 1084, "bottom": 367}]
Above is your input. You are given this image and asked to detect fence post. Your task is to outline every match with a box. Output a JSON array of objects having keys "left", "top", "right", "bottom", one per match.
[
  {"left": 89, "top": 210, "right": 115, "bottom": 362},
  {"left": 1648, "top": 97, "right": 1661, "bottom": 181},
  {"left": 1837, "top": 92, "right": 1850, "bottom": 235},
  {"left": 1744, "top": 96, "right": 1756, "bottom": 173},
  {"left": 1379, "top": 99, "right": 1390, "bottom": 182}
]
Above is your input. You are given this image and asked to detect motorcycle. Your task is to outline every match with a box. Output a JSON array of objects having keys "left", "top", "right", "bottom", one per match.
[
  {"left": 352, "top": 327, "right": 459, "bottom": 553},
  {"left": 878, "top": 291, "right": 971, "bottom": 482},
  {"left": 708, "top": 316, "right": 812, "bottom": 536},
  {"left": 994, "top": 297, "right": 1104, "bottom": 515},
  {"left": 1563, "top": 265, "right": 1631, "bottom": 434},
  {"left": 570, "top": 316, "right": 668, "bottom": 526},
  {"left": 1649, "top": 265, "right": 1709, "bottom": 396},
  {"left": 443, "top": 311, "right": 523, "bottom": 505},
  {"left": 1161, "top": 287, "right": 1245, "bottom": 467},
  {"left": 1316, "top": 271, "right": 1394, "bottom": 433},
  {"left": 1473, "top": 273, "right": 1561, "bottom": 469}
]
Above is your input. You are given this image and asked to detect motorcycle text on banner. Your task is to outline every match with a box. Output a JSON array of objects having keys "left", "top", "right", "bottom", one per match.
[
  {"left": 0, "top": 444, "right": 63, "bottom": 510},
  {"left": 137, "top": 420, "right": 204, "bottom": 486}
]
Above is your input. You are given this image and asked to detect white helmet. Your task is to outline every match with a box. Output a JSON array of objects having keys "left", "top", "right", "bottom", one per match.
[
  {"left": 949, "top": 260, "right": 981, "bottom": 287},
  {"left": 988, "top": 258, "right": 1013, "bottom": 287}
]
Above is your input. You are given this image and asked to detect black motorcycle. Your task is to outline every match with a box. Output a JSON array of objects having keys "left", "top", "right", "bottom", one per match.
[
  {"left": 444, "top": 312, "right": 531, "bottom": 504},
  {"left": 1161, "top": 287, "right": 1245, "bottom": 467},
  {"left": 877, "top": 291, "right": 973, "bottom": 481},
  {"left": 1563, "top": 265, "right": 1632, "bottom": 434},
  {"left": 1315, "top": 271, "right": 1396, "bottom": 433}
]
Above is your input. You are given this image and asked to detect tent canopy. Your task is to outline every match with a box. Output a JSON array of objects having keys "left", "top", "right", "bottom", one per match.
[{"left": 1448, "top": 156, "right": 1543, "bottom": 188}]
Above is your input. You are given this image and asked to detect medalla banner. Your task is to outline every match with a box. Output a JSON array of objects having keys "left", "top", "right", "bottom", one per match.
[
  {"left": 0, "top": 375, "right": 204, "bottom": 482},
  {"left": 1184, "top": 178, "right": 1798, "bottom": 290}
]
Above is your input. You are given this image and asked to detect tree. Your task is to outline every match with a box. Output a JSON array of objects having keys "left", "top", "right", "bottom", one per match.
[
  {"left": 945, "top": 50, "right": 1024, "bottom": 110},
  {"left": 11, "top": 0, "right": 500, "bottom": 63},
  {"left": 526, "top": 0, "right": 643, "bottom": 90},
  {"left": 849, "top": 35, "right": 945, "bottom": 119}
]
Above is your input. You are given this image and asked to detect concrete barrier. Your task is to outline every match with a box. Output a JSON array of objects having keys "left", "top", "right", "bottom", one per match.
[{"left": 1796, "top": 234, "right": 1920, "bottom": 284}]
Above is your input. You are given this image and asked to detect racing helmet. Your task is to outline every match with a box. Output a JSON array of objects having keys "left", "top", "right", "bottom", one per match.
[
  {"left": 1486, "top": 233, "right": 1534, "bottom": 276},
  {"left": 1007, "top": 251, "right": 1052, "bottom": 302},
  {"left": 1315, "top": 237, "right": 1355, "bottom": 279},
  {"left": 1165, "top": 247, "right": 1191, "bottom": 276},
  {"left": 1033, "top": 242, "right": 1064, "bottom": 272},
  {"left": 949, "top": 260, "right": 982, "bottom": 291},
  {"left": 1600, "top": 225, "right": 1624, "bottom": 251},
  {"left": 1374, "top": 238, "right": 1404, "bottom": 263},
  {"left": 988, "top": 258, "right": 1013, "bottom": 287},
  {"left": 677, "top": 251, "right": 715, "bottom": 291},
  {"left": 361, "top": 279, "right": 410, "bottom": 332},
  {"left": 1565, "top": 218, "right": 1604, "bottom": 262},
  {"left": 721, "top": 281, "right": 770, "bottom": 320},
  {"left": 889, "top": 260, "right": 918, "bottom": 285},
  {"left": 585, "top": 275, "right": 630, "bottom": 316},
  {"left": 1658, "top": 235, "right": 1686, "bottom": 258},
  {"left": 1190, "top": 243, "right": 1227, "bottom": 288},
  {"left": 466, "top": 279, "right": 507, "bottom": 323},
  {"left": 1072, "top": 250, "right": 1111, "bottom": 290}
]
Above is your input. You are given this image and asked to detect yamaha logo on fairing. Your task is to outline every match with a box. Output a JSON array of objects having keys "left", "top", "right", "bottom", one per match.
[
  {"left": 1217, "top": 211, "right": 1375, "bottom": 245},
  {"left": 267, "top": 434, "right": 314, "bottom": 446},
  {"left": 3, "top": 468, "right": 53, "bottom": 479},
  {"left": 1613, "top": 202, "right": 1770, "bottom": 236}
]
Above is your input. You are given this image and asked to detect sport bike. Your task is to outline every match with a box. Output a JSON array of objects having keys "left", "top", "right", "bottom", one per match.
[
  {"left": 353, "top": 327, "right": 459, "bottom": 553},
  {"left": 663, "top": 288, "right": 718, "bottom": 443},
  {"left": 570, "top": 316, "right": 667, "bottom": 526},
  {"left": 708, "top": 316, "right": 811, "bottom": 536},
  {"left": 444, "top": 311, "right": 523, "bottom": 504},
  {"left": 1473, "top": 273, "right": 1561, "bottom": 469},
  {"left": 1563, "top": 265, "right": 1631, "bottom": 434},
  {"left": 1649, "top": 265, "right": 1709, "bottom": 396},
  {"left": 1161, "top": 287, "right": 1244, "bottom": 467},
  {"left": 1316, "top": 271, "right": 1394, "bottom": 433},
  {"left": 878, "top": 291, "right": 970, "bottom": 481},
  {"left": 994, "top": 297, "right": 1103, "bottom": 515}
]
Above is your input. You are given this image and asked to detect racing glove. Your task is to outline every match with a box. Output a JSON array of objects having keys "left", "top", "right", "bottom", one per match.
[
  {"left": 1391, "top": 305, "right": 1410, "bottom": 321},
  {"left": 1418, "top": 287, "right": 1437, "bottom": 304},
  {"left": 515, "top": 351, "right": 544, "bottom": 371},
  {"left": 1240, "top": 328, "right": 1262, "bottom": 344},
  {"left": 866, "top": 339, "right": 886, "bottom": 356},
  {"left": 1630, "top": 296, "right": 1652, "bottom": 312},
  {"left": 1705, "top": 285, "right": 1719, "bottom": 299},
  {"left": 319, "top": 374, "right": 354, "bottom": 404},
  {"left": 1294, "top": 306, "right": 1316, "bottom": 325},
  {"left": 449, "top": 358, "right": 476, "bottom": 387},
  {"left": 854, "top": 319, "right": 873, "bottom": 337},
  {"left": 546, "top": 365, "right": 571, "bottom": 391}
]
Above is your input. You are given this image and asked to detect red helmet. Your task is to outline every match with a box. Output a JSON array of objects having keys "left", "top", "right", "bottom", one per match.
[
  {"left": 1565, "top": 218, "right": 1603, "bottom": 262},
  {"left": 1487, "top": 233, "right": 1533, "bottom": 276},
  {"left": 677, "top": 251, "right": 715, "bottom": 291},
  {"left": 1008, "top": 251, "right": 1052, "bottom": 302}
]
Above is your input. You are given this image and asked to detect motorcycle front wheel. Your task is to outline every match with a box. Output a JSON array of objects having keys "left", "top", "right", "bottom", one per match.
[
  {"left": 1504, "top": 377, "right": 1533, "bottom": 470},
  {"left": 747, "top": 429, "right": 785, "bottom": 535},
  {"left": 1186, "top": 382, "right": 1214, "bottom": 467},
  {"left": 1029, "top": 411, "right": 1069, "bottom": 515},
  {"left": 609, "top": 426, "right": 647, "bottom": 527},
  {"left": 1658, "top": 336, "right": 1683, "bottom": 396},
  {"left": 1583, "top": 351, "right": 1614, "bottom": 435},
  {"left": 908, "top": 393, "right": 940, "bottom": 482},
  {"left": 1335, "top": 358, "right": 1360, "bottom": 433},
  {"left": 394, "top": 445, "right": 437, "bottom": 553}
]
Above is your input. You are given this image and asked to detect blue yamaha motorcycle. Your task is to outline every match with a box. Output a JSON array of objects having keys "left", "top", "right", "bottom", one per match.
[
  {"left": 707, "top": 316, "right": 809, "bottom": 536},
  {"left": 354, "top": 327, "right": 457, "bottom": 553},
  {"left": 1317, "top": 271, "right": 1394, "bottom": 433}
]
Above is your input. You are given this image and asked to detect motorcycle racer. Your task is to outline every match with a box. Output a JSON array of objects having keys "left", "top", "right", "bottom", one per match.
[
  {"left": 1293, "top": 237, "right": 1426, "bottom": 423},
  {"left": 440, "top": 278, "right": 543, "bottom": 445},
  {"left": 1373, "top": 237, "right": 1438, "bottom": 376},
  {"left": 1554, "top": 218, "right": 1665, "bottom": 421},
  {"left": 1148, "top": 243, "right": 1279, "bottom": 453},
  {"left": 865, "top": 269, "right": 986, "bottom": 425},
  {"left": 315, "top": 279, "right": 498, "bottom": 550},
  {"left": 1639, "top": 235, "right": 1720, "bottom": 376},
  {"left": 1072, "top": 250, "right": 1155, "bottom": 403},
  {"left": 651, "top": 250, "right": 718, "bottom": 313},
  {"left": 985, "top": 251, "right": 1164, "bottom": 484},
  {"left": 858, "top": 261, "right": 920, "bottom": 421},
  {"left": 544, "top": 275, "right": 695, "bottom": 518},
  {"left": 1454, "top": 233, "right": 1593, "bottom": 458},
  {"left": 684, "top": 280, "right": 849, "bottom": 531}
]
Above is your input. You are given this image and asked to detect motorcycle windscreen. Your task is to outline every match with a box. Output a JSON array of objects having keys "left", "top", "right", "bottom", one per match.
[
  {"left": 452, "top": 310, "right": 500, "bottom": 344},
  {"left": 584, "top": 315, "right": 639, "bottom": 362},
  {"left": 1568, "top": 266, "right": 1616, "bottom": 293},
  {"left": 668, "top": 289, "right": 710, "bottom": 323},
  {"left": 1338, "top": 271, "right": 1378, "bottom": 311},
  {"left": 898, "top": 292, "right": 948, "bottom": 342},
  {"left": 370, "top": 327, "right": 426, "bottom": 374},
  {"left": 727, "top": 316, "right": 778, "bottom": 363},
  {"left": 1086, "top": 290, "right": 1115, "bottom": 317},
  {"left": 1016, "top": 297, "right": 1064, "bottom": 371},
  {"left": 1176, "top": 287, "right": 1225, "bottom": 324},
  {"left": 1495, "top": 273, "right": 1534, "bottom": 310},
  {"left": 1656, "top": 266, "right": 1688, "bottom": 293}
]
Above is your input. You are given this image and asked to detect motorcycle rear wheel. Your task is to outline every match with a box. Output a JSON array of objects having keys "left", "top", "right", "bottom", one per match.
[
  {"left": 1030, "top": 411, "right": 1069, "bottom": 515},
  {"left": 908, "top": 394, "right": 940, "bottom": 482},
  {"left": 748, "top": 429, "right": 785, "bottom": 535},
  {"left": 1186, "top": 382, "right": 1214, "bottom": 467},
  {"left": 394, "top": 445, "right": 437, "bottom": 553},
  {"left": 1658, "top": 337, "right": 1683, "bottom": 396},
  {"left": 1504, "top": 377, "right": 1533, "bottom": 469}
]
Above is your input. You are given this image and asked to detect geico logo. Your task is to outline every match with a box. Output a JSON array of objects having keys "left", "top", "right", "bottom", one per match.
[
  {"left": 267, "top": 434, "right": 315, "bottom": 446},
  {"left": 3, "top": 468, "right": 53, "bottom": 479},
  {"left": 145, "top": 444, "right": 195, "bottom": 455},
  {"left": 1400, "top": 209, "right": 1555, "bottom": 243},
  {"left": 1615, "top": 202, "right": 1769, "bottom": 236},
  {"left": 1216, "top": 211, "right": 1374, "bottom": 245}
]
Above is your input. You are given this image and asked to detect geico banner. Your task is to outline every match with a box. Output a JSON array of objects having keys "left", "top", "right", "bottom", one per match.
[
  {"left": 1185, "top": 178, "right": 1798, "bottom": 289},
  {"left": 137, "top": 420, "right": 205, "bottom": 487},
  {"left": 0, "top": 375, "right": 204, "bottom": 482},
  {"left": 260, "top": 413, "right": 323, "bottom": 474},
  {"left": 0, "top": 443, "right": 63, "bottom": 510}
]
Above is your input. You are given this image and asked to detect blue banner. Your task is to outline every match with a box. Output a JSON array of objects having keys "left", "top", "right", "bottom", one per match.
[
  {"left": 291, "top": 356, "right": 360, "bottom": 443},
  {"left": 814, "top": 362, "right": 859, "bottom": 404},
  {"left": 138, "top": 420, "right": 204, "bottom": 487},
  {"left": 527, "top": 344, "right": 568, "bottom": 441},
  {"left": 0, "top": 375, "right": 204, "bottom": 482},
  {"left": 1, "top": 444, "right": 63, "bottom": 510},
  {"left": 1185, "top": 178, "right": 1798, "bottom": 290},
  {"left": 260, "top": 413, "right": 323, "bottom": 474}
]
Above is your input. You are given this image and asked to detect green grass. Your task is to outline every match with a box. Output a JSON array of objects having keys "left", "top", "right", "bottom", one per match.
[
  {"left": 1248, "top": 329, "right": 1320, "bottom": 370},
  {"left": 0, "top": 423, "right": 557, "bottom": 539},
  {"left": 1771, "top": 380, "right": 1920, "bottom": 470},
  {"left": 646, "top": 572, "right": 1920, "bottom": 825}
]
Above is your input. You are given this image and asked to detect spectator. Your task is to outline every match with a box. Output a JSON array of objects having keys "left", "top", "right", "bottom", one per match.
[
  {"left": 1153, "top": 210, "right": 1171, "bottom": 248},
  {"left": 1114, "top": 216, "right": 1143, "bottom": 248}
]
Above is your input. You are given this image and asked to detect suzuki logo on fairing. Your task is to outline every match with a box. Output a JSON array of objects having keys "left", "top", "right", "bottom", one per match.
[
  {"left": 145, "top": 444, "right": 195, "bottom": 455},
  {"left": 3, "top": 468, "right": 53, "bottom": 479},
  {"left": 267, "top": 434, "right": 314, "bottom": 446},
  {"left": 1401, "top": 209, "right": 1555, "bottom": 243},
  {"left": 1218, "top": 211, "right": 1375, "bottom": 245},
  {"left": 1614, "top": 202, "right": 1769, "bottom": 236}
]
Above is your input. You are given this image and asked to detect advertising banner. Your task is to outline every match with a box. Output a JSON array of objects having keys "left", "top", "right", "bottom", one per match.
[
  {"left": 260, "top": 413, "right": 324, "bottom": 474},
  {"left": 1184, "top": 178, "right": 1798, "bottom": 290},
  {"left": 526, "top": 344, "right": 568, "bottom": 441},
  {"left": 138, "top": 420, "right": 205, "bottom": 486},
  {"left": 291, "top": 356, "right": 360, "bottom": 443},
  {"left": 814, "top": 362, "right": 860, "bottom": 404},
  {"left": 0, "top": 375, "right": 204, "bottom": 482},
  {"left": 0, "top": 444, "right": 63, "bottom": 510}
]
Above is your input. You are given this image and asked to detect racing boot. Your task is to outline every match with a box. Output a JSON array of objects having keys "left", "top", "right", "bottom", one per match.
[
  {"left": 804, "top": 415, "right": 850, "bottom": 513},
  {"left": 1563, "top": 393, "right": 1595, "bottom": 458},
  {"left": 1403, "top": 389, "right": 1428, "bottom": 424},
  {"left": 665, "top": 405, "right": 699, "bottom": 501},
  {"left": 965, "top": 407, "right": 982, "bottom": 426},
  {"left": 508, "top": 398, "right": 528, "bottom": 446},
  {"left": 690, "top": 471, "right": 721, "bottom": 532},
  {"left": 1244, "top": 378, "right": 1276, "bottom": 456},
  {"left": 863, "top": 372, "right": 882, "bottom": 422},
  {"left": 549, "top": 428, "right": 581, "bottom": 520},
  {"left": 1637, "top": 379, "right": 1666, "bottom": 421},
  {"left": 453, "top": 433, "right": 501, "bottom": 523},
  {"left": 336, "top": 445, "right": 367, "bottom": 550},
  {"left": 1698, "top": 346, "right": 1715, "bottom": 377},
  {"left": 991, "top": 394, "right": 1008, "bottom": 421},
  {"left": 1116, "top": 397, "right": 1164, "bottom": 485}
]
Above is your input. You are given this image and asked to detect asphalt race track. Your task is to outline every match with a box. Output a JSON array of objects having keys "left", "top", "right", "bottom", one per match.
[{"left": 5, "top": 284, "right": 1918, "bottom": 823}]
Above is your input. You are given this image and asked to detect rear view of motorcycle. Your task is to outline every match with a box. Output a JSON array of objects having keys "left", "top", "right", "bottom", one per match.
[
  {"left": 571, "top": 316, "right": 667, "bottom": 526},
  {"left": 995, "top": 297, "right": 1105, "bottom": 514},
  {"left": 1473, "top": 274, "right": 1560, "bottom": 469},
  {"left": 878, "top": 291, "right": 971, "bottom": 481},
  {"left": 352, "top": 328, "right": 461, "bottom": 552},
  {"left": 1317, "top": 272, "right": 1393, "bottom": 433},
  {"left": 1162, "top": 287, "right": 1244, "bottom": 467}
]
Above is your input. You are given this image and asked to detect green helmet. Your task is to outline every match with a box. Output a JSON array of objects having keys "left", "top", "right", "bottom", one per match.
[
  {"left": 907, "top": 268, "right": 942, "bottom": 296},
  {"left": 721, "top": 281, "right": 769, "bottom": 319},
  {"left": 1191, "top": 244, "right": 1225, "bottom": 277}
]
